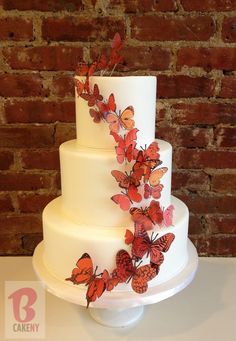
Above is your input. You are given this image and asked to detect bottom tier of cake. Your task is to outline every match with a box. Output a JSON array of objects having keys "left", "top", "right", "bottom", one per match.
[{"left": 42, "top": 196, "right": 189, "bottom": 291}]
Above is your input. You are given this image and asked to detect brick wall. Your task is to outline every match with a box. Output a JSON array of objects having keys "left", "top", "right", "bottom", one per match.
[{"left": 0, "top": 0, "right": 235, "bottom": 256}]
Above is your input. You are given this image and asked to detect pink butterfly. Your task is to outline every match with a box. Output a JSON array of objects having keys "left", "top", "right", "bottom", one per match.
[
  {"left": 163, "top": 204, "right": 174, "bottom": 227},
  {"left": 144, "top": 183, "right": 163, "bottom": 199}
]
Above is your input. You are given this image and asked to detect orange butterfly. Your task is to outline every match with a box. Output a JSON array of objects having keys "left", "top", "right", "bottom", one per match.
[
  {"left": 149, "top": 167, "right": 168, "bottom": 187},
  {"left": 106, "top": 106, "right": 135, "bottom": 133},
  {"left": 113, "top": 250, "right": 159, "bottom": 294},
  {"left": 125, "top": 225, "right": 175, "bottom": 266},
  {"left": 130, "top": 200, "right": 163, "bottom": 230},
  {"left": 110, "top": 128, "right": 138, "bottom": 164},
  {"left": 66, "top": 253, "right": 106, "bottom": 308}
]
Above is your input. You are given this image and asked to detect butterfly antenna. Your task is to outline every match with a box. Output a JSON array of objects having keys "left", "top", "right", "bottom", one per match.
[{"left": 152, "top": 232, "right": 159, "bottom": 242}]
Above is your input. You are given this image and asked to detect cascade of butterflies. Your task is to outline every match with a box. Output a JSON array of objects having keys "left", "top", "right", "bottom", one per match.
[{"left": 66, "top": 33, "right": 175, "bottom": 308}]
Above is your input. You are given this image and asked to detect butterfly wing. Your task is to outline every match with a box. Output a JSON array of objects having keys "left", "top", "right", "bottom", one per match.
[
  {"left": 102, "top": 269, "right": 120, "bottom": 291},
  {"left": 86, "top": 277, "right": 106, "bottom": 308},
  {"left": 145, "top": 141, "right": 160, "bottom": 160},
  {"left": 111, "top": 170, "right": 127, "bottom": 188},
  {"left": 130, "top": 207, "right": 154, "bottom": 230},
  {"left": 163, "top": 204, "right": 174, "bottom": 227},
  {"left": 89, "top": 108, "right": 103, "bottom": 123},
  {"left": 132, "top": 265, "right": 158, "bottom": 294},
  {"left": 111, "top": 194, "right": 131, "bottom": 211},
  {"left": 148, "top": 200, "right": 163, "bottom": 225},
  {"left": 149, "top": 167, "right": 168, "bottom": 187},
  {"left": 108, "top": 93, "right": 116, "bottom": 112},
  {"left": 127, "top": 184, "right": 142, "bottom": 203},
  {"left": 125, "top": 229, "right": 134, "bottom": 245},
  {"left": 154, "top": 233, "right": 175, "bottom": 253},
  {"left": 66, "top": 253, "right": 93, "bottom": 285},
  {"left": 120, "top": 106, "right": 135, "bottom": 130},
  {"left": 115, "top": 249, "right": 134, "bottom": 282},
  {"left": 106, "top": 112, "right": 120, "bottom": 133}
]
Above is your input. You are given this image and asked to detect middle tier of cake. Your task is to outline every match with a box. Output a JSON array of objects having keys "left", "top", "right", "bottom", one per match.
[{"left": 60, "top": 139, "right": 172, "bottom": 227}]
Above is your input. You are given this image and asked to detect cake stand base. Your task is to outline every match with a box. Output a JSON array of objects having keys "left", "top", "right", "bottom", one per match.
[
  {"left": 32, "top": 239, "right": 198, "bottom": 327},
  {"left": 89, "top": 305, "right": 144, "bottom": 327}
]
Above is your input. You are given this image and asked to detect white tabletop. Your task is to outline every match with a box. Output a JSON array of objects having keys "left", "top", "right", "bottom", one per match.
[{"left": 0, "top": 256, "right": 236, "bottom": 341}]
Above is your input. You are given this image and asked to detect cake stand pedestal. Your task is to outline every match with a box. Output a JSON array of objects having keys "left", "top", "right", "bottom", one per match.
[{"left": 33, "top": 239, "right": 198, "bottom": 328}]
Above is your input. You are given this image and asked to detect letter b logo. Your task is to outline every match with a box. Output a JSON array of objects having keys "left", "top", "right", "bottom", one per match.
[{"left": 8, "top": 287, "right": 37, "bottom": 322}]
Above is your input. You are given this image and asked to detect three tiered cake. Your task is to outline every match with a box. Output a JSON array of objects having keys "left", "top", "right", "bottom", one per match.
[{"left": 41, "top": 75, "right": 189, "bottom": 307}]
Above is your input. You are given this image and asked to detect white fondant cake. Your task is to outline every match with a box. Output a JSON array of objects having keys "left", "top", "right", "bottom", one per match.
[{"left": 41, "top": 76, "right": 189, "bottom": 300}]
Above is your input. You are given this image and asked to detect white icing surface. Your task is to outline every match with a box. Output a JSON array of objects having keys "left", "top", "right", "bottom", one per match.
[
  {"left": 43, "top": 196, "right": 189, "bottom": 290},
  {"left": 60, "top": 139, "right": 172, "bottom": 227},
  {"left": 75, "top": 76, "right": 156, "bottom": 149}
]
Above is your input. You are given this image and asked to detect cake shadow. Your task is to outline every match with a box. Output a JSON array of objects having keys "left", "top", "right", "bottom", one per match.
[{"left": 74, "top": 259, "right": 229, "bottom": 338}]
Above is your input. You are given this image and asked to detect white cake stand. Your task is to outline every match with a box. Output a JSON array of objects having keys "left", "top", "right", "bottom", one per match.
[{"left": 33, "top": 239, "right": 198, "bottom": 328}]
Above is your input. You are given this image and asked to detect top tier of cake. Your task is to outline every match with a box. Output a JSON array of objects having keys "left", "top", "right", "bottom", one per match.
[{"left": 75, "top": 76, "right": 157, "bottom": 150}]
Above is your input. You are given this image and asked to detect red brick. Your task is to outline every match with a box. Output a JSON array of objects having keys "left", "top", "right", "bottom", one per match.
[
  {"left": 121, "top": 46, "right": 170, "bottom": 71},
  {"left": 215, "top": 127, "right": 236, "bottom": 147},
  {"left": 55, "top": 123, "right": 76, "bottom": 146},
  {"left": 2, "top": 46, "right": 83, "bottom": 71},
  {"left": 131, "top": 16, "right": 215, "bottom": 41},
  {"left": 207, "top": 236, "right": 236, "bottom": 256},
  {"left": 22, "top": 233, "right": 43, "bottom": 254},
  {"left": 188, "top": 214, "right": 206, "bottom": 234},
  {"left": 177, "top": 47, "right": 236, "bottom": 71},
  {"left": 177, "top": 194, "right": 236, "bottom": 214},
  {"left": 180, "top": 0, "right": 236, "bottom": 11},
  {"left": 220, "top": 76, "right": 236, "bottom": 98},
  {"left": 175, "top": 149, "right": 236, "bottom": 169},
  {"left": 18, "top": 193, "right": 57, "bottom": 213},
  {"left": 172, "top": 102, "right": 236, "bottom": 125},
  {"left": 211, "top": 173, "right": 236, "bottom": 193},
  {"left": 21, "top": 149, "right": 59, "bottom": 170},
  {"left": 5, "top": 100, "right": 75, "bottom": 123},
  {"left": 42, "top": 17, "right": 125, "bottom": 42},
  {"left": 191, "top": 235, "right": 236, "bottom": 256},
  {"left": 3, "top": 0, "right": 83, "bottom": 11},
  {"left": 172, "top": 170, "right": 210, "bottom": 191},
  {"left": 222, "top": 17, "right": 236, "bottom": 42},
  {"left": 157, "top": 127, "right": 211, "bottom": 148},
  {"left": 0, "top": 194, "right": 14, "bottom": 212},
  {"left": 52, "top": 75, "right": 75, "bottom": 97},
  {"left": 0, "top": 150, "right": 14, "bottom": 169},
  {"left": 0, "top": 215, "right": 42, "bottom": 233},
  {"left": 0, "top": 235, "right": 22, "bottom": 255},
  {"left": 0, "top": 125, "right": 54, "bottom": 148},
  {"left": 158, "top": 75, "right": 214, "bottom": 98},
  {"left": 0, "top": 17, "right": 33, "bottom": 41},
  {"left": 207, "top": 216, "right": 236, "bottom": 234},
  {"left": 0, "top": 74, "right": 48, "bottom": 97},
  {"left": 0, "top": 172, "right": 52, "bottom": 191},
  {"left": 124, "top": 0, "right": 176, "bottom": 12}
]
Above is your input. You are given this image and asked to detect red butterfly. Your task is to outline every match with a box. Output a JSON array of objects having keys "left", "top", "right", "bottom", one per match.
[
  {"left": 144, "top": 183, "right": 163, "bottom": 199},
  {"left": 111, "top": 169, "right": 143, "bottom": 189},
  {"left": 80, "top": 83, "right": 103, "bottom": 107},
  {"left": 133, "top": 150, "right": 162, "bottom": 182},
  {"left": 130, "top": 200, "right": 163, "bottom": 230},
  {"left": 110, "top": 128, "right": 138, "bottom": 164},
  {"left": 111, "top": 185, "right": 142, "bottom": 211},
  {"left": 97, "top": 93, "right": 116, "bottom": 117},
  {"left": 89, "top": 108, "right": 104, "bottom": 123},
  {"left": 75, "top": 78, "right": 89, "bottom": 97},
  {"left": 66, "top": 253, "right": 105, "bottom": 308},
  {"left": 113, "top": 250, "right": 158, "bottom": 294},
  {"left": 163, "top": 204, "right": 174, "bottom": 227},
  {"left": 75, "top": 62, "right": 97, "bottom": 77},
  {"left": 125, "top": 225, "right": 175, "bottom": 266},
  {"left": 101, "top": 269, "right": 120, "bottom": 291}
]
